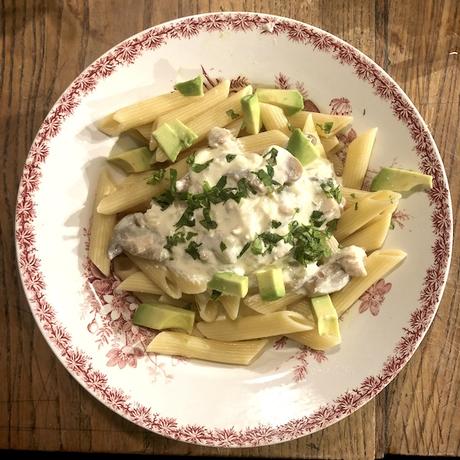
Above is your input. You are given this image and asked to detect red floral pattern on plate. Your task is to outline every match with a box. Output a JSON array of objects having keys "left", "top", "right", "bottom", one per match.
[
  {"left": 15, "top": 13, "right": 452, "bottom": 447},
  {"left": 359, "top": 279, "right": 392, "bottom": 316},
  {"left": 329, "top": 97, "right": 352, "bottom": 115}
]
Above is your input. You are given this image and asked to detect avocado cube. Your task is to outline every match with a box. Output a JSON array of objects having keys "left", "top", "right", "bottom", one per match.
[
  {"left": 133, "top": 303, "right": 195, "bottom": 334},
  {"left": 241, "top": 94, "right": 261, "bottom": 134},
  {"left": 255, "top": 88, "right": 303, "bottom": 115},
  {"left": 256, "top": 267, "right": 285, "bottom": 301},
  {"left": 208, "top": 272, "right": 249, "bottom": 297},
  {"left": 174, "top": 75, "right": 204, "bottom": 96},
  {"left": 287, "top": 128, "right": 320, "bottom": 165},
  {"left": 370, "top": 167, "right": 433, "bottom": 193},
  {"left": 107, "top": 147, "right": 153, "bottom": 173},
  {"left": 310, "top": 295, "right": 340, "bottom": 337},
  {"left": 153, "top": 120, "right": 198, "bottom": 162}
]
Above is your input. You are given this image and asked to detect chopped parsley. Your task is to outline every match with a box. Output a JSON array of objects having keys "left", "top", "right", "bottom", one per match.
[
  {"left": 326, "top": 219, "right": 338, "bottom": 232},
  {"left": 185, "top": 241, "right": 202, "bottom": 260},
  {"left": 320, "top": 179, "right": 343, "bottom": 203},
  {"left": 317, "top": 121, "right": 334, "bottom": 134},
  {"left": 226, "top": 154, "right": 237, "bottom": 162},
  {"left": 220, "top": 241, "right": 227, "bottom": 252},
  {"left": 263, "top": 147, "right": 278, "bottom": 166},
  {"left": 310, "top": 210, "right": 325, "bottom": 228},
  {"left": 187, "top": 153, "right": 214, "bottom": 173},
  {"left": 164, "top": 231, "right": 186, "bottom": 252},
  {"left": 146, "top": 168, "right": 165, "bottom": 185},
  {"left": 238, "top": 242, "right": 251, "bottom": 258},
  {"left": 354, "top": 202, "right": 359, "bottom": 211},
  {"left": 210, "top": 290, "right": 222, "bottom": 300},
  {"left": 226, "top": 109, "right": 240, "bottom": 120},
  {"left": 271, "top": 220, "right": 282, "bottom": 229},
  {"left": 250, "top": 237, "right": 264, "bottom": 255},
  {"left": 257, "top": 231, "right": 284, "bottom": 254},
  {"left": 199, "top": 207, "right": 218, "bottom": 230},
  {"left": 186, "top": 231, "right": 197, "bottom": 240},
  {"left": 350, "top": 192, "right": 356, "bottom": 199}
]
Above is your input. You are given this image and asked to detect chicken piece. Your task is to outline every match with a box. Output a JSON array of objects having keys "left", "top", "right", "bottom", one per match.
[
  {"left": 304, "top": 263, "right": 350, "bottom": 296},
  {"left": 334, "top": 245, "right": 367, "bottom": 277},
  {"left": 208, "top": 127, "right": 238, "bottom": 149},
  {"left": 108, "top": 213, "right": 167, "bottom": 261}
]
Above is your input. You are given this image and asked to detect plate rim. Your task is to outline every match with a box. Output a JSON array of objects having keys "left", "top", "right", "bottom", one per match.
[{"left": 15, "top": 11, "right": 453, "bottom": 447}]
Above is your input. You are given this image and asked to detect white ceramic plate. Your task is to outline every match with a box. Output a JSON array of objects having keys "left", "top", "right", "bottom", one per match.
[{"left": 16, "top": 12, "right": 452, "bottom": 447}]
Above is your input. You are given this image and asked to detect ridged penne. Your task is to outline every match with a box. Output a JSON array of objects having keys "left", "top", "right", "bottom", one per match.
[
  {"left": 195, "top": 293, "right": 220, "bottom": 322},
  {"left": 113, "top": 255, "right": 138, "bottom": 281},
  {"left": 147, "top": 331, "right": 268, "bottom": 365},
  {"left": 150, "top": 80, "right": 231, "bottom": 150},
  {"left": 334, "top": 190, "right": 401, "bottom": 241},
  {"left": 167, "top": 271, "right": 207, "bottom": 295},
  {"left": 331, "top": 248, "right": 407, "bottom": 316},
  {"left": 321, "top": 136, "right": 340, "bottom": 153},
  {"left": 127, "top": 254, "right": 182, "bottom": 299},
  {"left": 238, "top": 130, "right": 289, "bottom": 154},
  {"left": 219, "top": 295, "right": 240, "bottom": 320},
  {"left": 243, "top": 292, "right": 304, "bottom": 314},
  {"left": 89, "top": 169, "right": 117, "bottom": 276},
  {"left": 185, "top": 86, "right": 253, "bottom": 143},
  {"left": 97, "top": 157, "right": 189, "bottom": 215},
  {"left": 302, "top": 113, "right": 326, "bottom": 157},
  {"left": 306, "top": 112, "right": 353, "bottom": 138},
  {"left": 111, "top": 91, "right": 202, "bottom": 131},
  {"left": 197, "top": 311, "right": 313, "bottom": 341},
  {"left": 117, "top": 271, "right": 163, "bottom": 294},
  {"left": 287, "top": 111, "right": 308, "bottom": 129},
  {"left": 342, "top": 128, "right": 378, "bottom": 189},
  {"left": 134, "top": 292, "right": 160, "bottom": 304},
  {"left": 288, "top": 328, "right": 342, "bottom": 351},
  {"left": 260, "top": 103, "right": 291, "bottom": 135},
  {"left": 342, "top": 187, "right": 372, "bottom": 204},
  {"left": 135, "top": 123, "right": 152, "bottom": 141}
]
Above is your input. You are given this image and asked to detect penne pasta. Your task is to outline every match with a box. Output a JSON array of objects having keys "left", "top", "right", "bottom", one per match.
[
  {"left": 342, "top": 187, "right": 372, "bottom": 203},
  {"left": 117, "top": 271, "right": 163, "bottom": 294},
  {"left": 127, "top": 254, "right": 182, "bottom": 299},
  {"left": 135, "top": 124, "right": 152, "bottom": 141},
  {"left": 260, "top": 103, "right": 291, "bottom": 135},
  {"left": 197, "top": 311, "right": 313, "bottom": 341},
  {"left": 334, "top": 190, "right": 401, "bottom": 241},
  {"left": 185, "top": 86, "right": 253, "bottom": 143},
  {"left": 134, "top": 292, "right": 160, "bottom": 304},
  {"left": 302, "top": 113, "right": 326, "bottom": 157},
  {"left": 238, "top": 130, "right": 289, "bottom": 154},
  {"left": 331, "top": 248, "right": 407, "bottom": 316},
  {"left": 306, "top": 112, "right": 353, "bottom": 138},
  {"left": 287, "top": 111, "right": 308, "bottom": 129},
  {"left": 167, "top": 271, "right": 207, "bottom": 295},
  {"left": 150, "top": 80, "right": 231, "bottom": 150},
  {"left": 225, "top": 118, "right": 244, "bottom": 138},
  {"left": 89, "top": 169, "right": 117, "bottom": 276},
  {"left": 321, "top": 136, "right": 340, "bottom": 153},
  {"left": 342, "top": 128, "right": 378, "bottom": 189},
  {"left": 113, "top": 255, "right": 139, "bottom": 281},
  {"left": 288, "top": 328, "right": 341, "bottom": 350},
  {"left": 147, "top": 331, "right": 268, "bottom": 365},
  {"left": 195, "top": 293, "right": 220, "bottom": 322},
  {"left": 243, "top": 292, "right": 305, "bottom": 314},
  {"left": 341, "top": 208, "right": 393, "bottom": 252},
  {"left": 219, "top": 295, "right": 240, "bottom": 320},
  {"left": 111, "top": 91, "right": 202, "bottom": 132},
  {"left": 97, "top": 157, "right": 188, "bottom": 215}
]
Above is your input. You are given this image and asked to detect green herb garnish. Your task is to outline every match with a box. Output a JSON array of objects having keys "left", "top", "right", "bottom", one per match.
[
  {"left": 310, "top": 210, "right": 325, "bottom": 228},
  {"left": 317, "top": 121, "right": 334, "bottom": 134},
  {"left": 238, "top": 242, "right": 251, "bottom": 258},
  {"left": 164, "top": 231, "right": 186, "bottom": 252},
  {"left": 199, "top": 207, "right": 218, "bottom": 230},
  {"left": 186, "top": 231, "right": 198, "bottom": 240},
  {"left": 226, "top": 154, "right": 237, "bottom": 163},
  {"left": 250, "top": 237, "right": 264, "bottom": 255},
  {"left": 220, "top": 241, "right": 227, "bottom": 252},
  {"left": 354, "top": 202, "right": 359, "bottom": 211},
  {"left": 271, "top": 220, "right": 282, "bottom": 229},
  {"left": 326, "top": 219, "right": 338, "bottom": 232},
  {"left": 320, "top": 179, "right": 342, "bottom": 203},
  {"left": 210, "top": 289, "right": 222, "bottom": 300},
  {"left": 185, "top": 241, "right": 202, "bottom": 260},
  {"left": 146, "top": 169, "right": 165, "bottom": 185},
  {"left": 192, "top": 159, "right": 214, "bottom": 173},
  {"left": 226, "top": 109, "right": 239, "bottom": 120}
]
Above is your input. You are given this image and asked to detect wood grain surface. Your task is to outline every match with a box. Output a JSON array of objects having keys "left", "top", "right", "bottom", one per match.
[{"left": 1, "top": 1, "right": 458, "bottom": 458}]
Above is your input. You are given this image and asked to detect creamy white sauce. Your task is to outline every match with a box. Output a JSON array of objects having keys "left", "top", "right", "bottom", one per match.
[{"left": 136, "top": 129, "right": 343, "bottom": 288}]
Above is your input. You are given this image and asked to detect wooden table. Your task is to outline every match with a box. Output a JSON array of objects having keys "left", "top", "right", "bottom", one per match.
[{"left": 1, "top": 1, "right": 458, "bottom": 458}]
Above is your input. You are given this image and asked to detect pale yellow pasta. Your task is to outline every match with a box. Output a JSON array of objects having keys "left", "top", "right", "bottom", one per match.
[
  {"left": 287, "top": 299, "right": 314, "bottom": 323},
  {"left": 197, "top": 311, "right": 313, "bottom": 341},
  {"left": 195, "top": 293, "right": 220, "bottom": 322},
  {"left": 238, "top": 303, "right": 260, "bottom": 317},
  {"left": 341, "top": 209, "right": 393, "bottom": 252},
  {"left": 117, "top": 271, "right": 163, "bottom": 294},
  {"left": 135, "top": 123, "right": 151, "bottom": 141},
  {"left": 150, "top": 80, "right": 231, "bottom": 149},
  {"left": 219, "top": 295, "right": 240, "bottom": 320},
  {"left": 302, "top": 113, "right": 326, "bottom": 157},
  {"left": 342, "top": 187, "right": 372, "bottom": 203},
  {"left": 168, "top": 271, "right": 207, "bottom": 295},
  {"left": 127, "top": 254, "right": 181, "bottom": 299},
  {"left": 113, "top": 255, "right": 138, "bottom": 281},
  {"left": 326, "top": 152, "right": 344, "bottom": 176},
  {"left": 331, "top": 249, "right": 407, "bottom": 316},
  {"left": 158, "top": 293, "right": 195, "bottom": 309},
  {"left": 260, "top": 103, "right": 291, "bottom": 135},
  {"left": 225, "top": 118, "right": 244, "bottom": 138},
  {"left": 243, "top": 292, "right": 304, "bottom": 314},
  {"left": 288, "top": 329, "right": 341, "bottom": 350},
  {"left": 98, "top": 115, "right": 124, "bottom": 136},
  {"left": 89, "top": 169, "right": 117, "bottom": 276},
  {"left": 147, "top": 331, "right": 268, "bottom": 365},
  {"left": 342, "top": 128, "right": 378, "bottom": 189},
  {"left": 287, "top": 111, "right": 308, "bottom": 129},
  {"left": 334, "top": 190, "right": 401, "bottom": 241},
  {"left": 238, "top": 130, "right": 289, "bottom": 154},
  {"left": 321, "top": 136, "right": 340, "bottom": 153},
  {"left": 97, "top": 157, "right": 188, "bottom": 215},
  {"left": 134, "top": 292, "right": 160, "bottom": 304},
  {"left": 306, "top": 112, "right": 353, "bottom": 138},
  {"left": 112, "top": 91, "right": 202, "bottom": 131},
  {"left": 186, "top": 86, "right": 253, "bottom": 143}
]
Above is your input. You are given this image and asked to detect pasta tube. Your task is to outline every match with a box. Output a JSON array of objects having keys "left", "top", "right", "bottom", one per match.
[
  {"left": 117, "top": 271, "right": 163, "bottom": 294},
  {"left": 238, "top": 130, "right": 289, "bottom": 154},
  {"left": 260, "top": 103, "right": 291, "bottom": 135}
]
